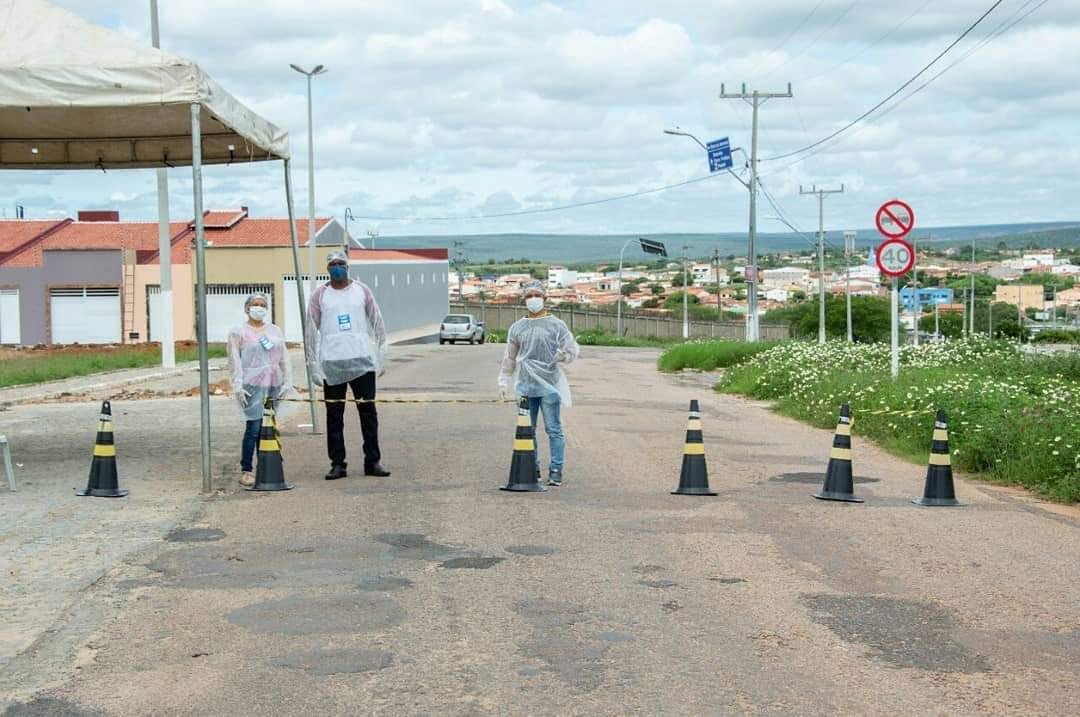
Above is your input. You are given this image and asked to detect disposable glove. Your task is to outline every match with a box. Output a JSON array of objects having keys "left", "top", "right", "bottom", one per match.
[
  {"left": 554, "top": 349, "right": 569, "bottom": 363},
  {"left": 498, "top": 387, "right": 510, "bottom": 402},
  {"left": 236, "top": 388, "right": 252, "bottom": 407}
]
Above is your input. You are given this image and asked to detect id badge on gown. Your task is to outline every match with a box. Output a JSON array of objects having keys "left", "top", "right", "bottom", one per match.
[{"left": 337, "top": 313, "right": 352, "bottom": 332}]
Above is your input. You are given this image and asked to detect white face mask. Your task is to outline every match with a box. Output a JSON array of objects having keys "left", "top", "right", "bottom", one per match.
[
  {"left": 525, "top": 297, "right": 545, "bottom": 314},
  {"left": 248, "top": 306, "right": 268, "bottom": 322}
]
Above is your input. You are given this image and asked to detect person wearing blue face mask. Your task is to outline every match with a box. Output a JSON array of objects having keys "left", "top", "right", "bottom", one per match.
[{"left": 306, "top": 250, "right": 390, "bottom": 480}]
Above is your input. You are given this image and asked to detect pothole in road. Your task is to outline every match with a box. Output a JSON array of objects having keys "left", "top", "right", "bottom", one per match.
[
  {"left": 164, "top": 527, "right": 226, "bottom": 543},
  {"left": 355, "top": 575, "right": 415, "bottom": 591},
  {"left": 505, "top": 545, "right": 558, "bottom": 556},
  {"left": 227, "top": 593, "right": 406, "bottom": 636},
  {"left": 440, "top": 556, "right": 504, "bottom": 570},
  {"left": 771, "top": 472, "right": 880, "bottom": 485},
  {"left": 800, "top": 594, "right": 991, "bottom": 673},
  {"left": 270, "top": 648, "right": 395, "bottom": 676},
  {"left": 373, "top": 532, "right": 457, "bottom": 560}
]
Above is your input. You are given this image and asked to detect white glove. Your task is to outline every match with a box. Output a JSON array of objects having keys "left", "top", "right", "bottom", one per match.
[
  {"left": 498, "top": 387, "right": 510, "bottom": 402},
  {"left": 236, "top": 388, "right": 252, "bottom": 407},
  {"left": 554, "top": 349, "right": 568, "bottom": 363},
  {"left": 378, "top": 367, "right": 386, "bottom": 378}
]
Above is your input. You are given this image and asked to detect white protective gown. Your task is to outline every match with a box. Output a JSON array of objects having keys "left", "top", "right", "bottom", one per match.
[
  {"left": 306, "top": 280, "right": 387, "bottom": 386},
  {"left": 226, "top": 322, "right": 293, "bottom": 421},
  {"left": 497, "top": 314, "right": 580, "bottom": 406}
]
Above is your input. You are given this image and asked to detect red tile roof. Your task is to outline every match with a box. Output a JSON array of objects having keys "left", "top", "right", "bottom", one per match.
[
  {"left": 351, "top": 248, "right": 449, "bottom": 262},
  {"left": 202, "top": 217, "right": 331, "bottom": 247},
  {"left": 2, "top": 220, "right": 188, "bottom": 267}
]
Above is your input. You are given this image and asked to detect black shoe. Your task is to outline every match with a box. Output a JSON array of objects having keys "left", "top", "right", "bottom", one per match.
[
  {"left": 364, "top": 463, "right": 391, "bottom": 477},
  {"left": 325, "top": 465, "right": 347, "bottom": 480}
]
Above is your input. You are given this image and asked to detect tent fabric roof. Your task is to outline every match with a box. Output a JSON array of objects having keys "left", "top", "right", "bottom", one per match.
[{"left": 0, "top": 0, "right": 289, "bottom": 169}]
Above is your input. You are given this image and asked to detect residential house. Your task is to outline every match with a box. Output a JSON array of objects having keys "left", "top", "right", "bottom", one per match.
[
  {"left": 995, "top": 284, "right": 1044, "bottom": 312},
  {"left": 761, "top": 267, "right": 810, "bottom": 289}
]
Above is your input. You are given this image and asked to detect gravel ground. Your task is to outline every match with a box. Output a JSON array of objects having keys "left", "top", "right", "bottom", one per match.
[{"left": 1, "top": 343, "right": 1077, "bottom": 716}]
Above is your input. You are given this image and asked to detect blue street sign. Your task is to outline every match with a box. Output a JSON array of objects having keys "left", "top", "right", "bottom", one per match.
[{"left": 706, "top": 137, "right": 733, "bottom": 172}]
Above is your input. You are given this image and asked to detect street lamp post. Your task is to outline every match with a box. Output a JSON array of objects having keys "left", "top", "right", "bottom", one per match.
[
  {"left": 290, "top": 63, "right": 327, "bottom": 299},
  {"left": 663, "top": 127, "right": 751, "bottom": 338},
  {"left": 682, "top": 244, "right": 690, "bottom": 339},
  {"left": 616, "top": 238, "right": 634, "bottom": 338},
  {"left": 343, "top": 207, "right": 356, "bottom": 255}
]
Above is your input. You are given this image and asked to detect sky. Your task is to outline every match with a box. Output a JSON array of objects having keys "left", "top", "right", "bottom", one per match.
[{"left": 2, "top": 0, "right": 1078, "bottom": 237}]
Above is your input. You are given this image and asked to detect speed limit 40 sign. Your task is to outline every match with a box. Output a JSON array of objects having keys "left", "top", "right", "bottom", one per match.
[{"left": 876, "top": 238, "right": 915, "bottom": 277}]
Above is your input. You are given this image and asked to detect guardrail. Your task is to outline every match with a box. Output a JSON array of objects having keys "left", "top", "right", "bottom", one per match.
[{"left": 449, "top": 302, "right": 791, "bottom": 341}]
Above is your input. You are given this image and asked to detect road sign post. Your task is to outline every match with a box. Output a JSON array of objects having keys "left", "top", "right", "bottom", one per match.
[{"left": 875, "top": 204, "right": 916, "bottom": 379}]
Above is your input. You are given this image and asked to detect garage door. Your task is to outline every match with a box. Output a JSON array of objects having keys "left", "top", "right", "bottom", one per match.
[
  {"left": 0, "top": 288, "right": 20, "bottom": 344},
  {"left": 50, "top": 287, "right": 121, "bottom": 344},
  {"left": 282, "top": 275, "right": 329, "bottom": 342},
  {"left": 203, "top": 284, "right": 273, "bottom": 343}
]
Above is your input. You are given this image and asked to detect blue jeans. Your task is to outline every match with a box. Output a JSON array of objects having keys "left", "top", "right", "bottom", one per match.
[
  {"left": 528, "top": 394, "right": 564, "bottom": 473},
  {"left": 240, "top": 418, "right": 262, "bottom": 472}
]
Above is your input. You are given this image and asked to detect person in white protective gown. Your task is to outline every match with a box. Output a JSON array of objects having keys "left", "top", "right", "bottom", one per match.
[
  {"left": 497, "top": 280, "right": 580, "bottom": 486},
  {"left": 306, "top": 251, "right": 390, "bottom": 481},
  {"left": 227, "top": 292, "right": 293, "bottom": 487}
]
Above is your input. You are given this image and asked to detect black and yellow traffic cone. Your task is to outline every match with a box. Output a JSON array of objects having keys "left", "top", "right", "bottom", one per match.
[
  {"left": 248, "top": 397, "right": 293, "bottom": 492},
  {"left": 672, "top": 400, "right": 716, "bottom": 496},
  {"left": 813, "top": 404, "right": 863, "bottom": 503},
  {"left": 913, "top": 409, "right": 960, "bottom": 506},
  {"left": 502, "top": 396, "right": 545, "bottom": 492},
  {"left": 77, "top": 400, "right": 128, "bottom": 498}
]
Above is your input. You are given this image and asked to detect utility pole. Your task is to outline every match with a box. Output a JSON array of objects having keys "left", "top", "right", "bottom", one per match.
[
  {"left": 150, "top": 0, "right": 174, "bottom": 368},
  {"left": 912, "top": 235, "right": 920, "bottom": 346},
  {"left": 970, "top": 238, "right": 976, "bottom": 335},
  {"left": 843, "top": 230, "right": 855, "bottom": 343},
  {"left": 713, "top": 249, "right": 722, "bottom": 325},
  {"left": 720, "top": 83, "right": 793, "bottom": 342},
  {"left": 800, "top": 183, "right": 844, "bottom": 345},
  {"left": 452, "top": 240, "right": 466, "bottom": 303},
  {"left": 681, "top": 244, "right": 690, "bottom": 339}
]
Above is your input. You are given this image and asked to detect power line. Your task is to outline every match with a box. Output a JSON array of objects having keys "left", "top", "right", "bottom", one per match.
[
  {"left": 761, "top": 0, "right": 1007, "bottom": 162},
  {"left": 346, "top": 172, "right": 726, "bottom": 222},
  {"left": 760, "top": 0, "right": 1047, "bottom": 176},
  {"left": 759, "top": 0, "right": 863, "bottom": 82},
  {"left": 797, "top": 0, "right": 935, "bottom": 84}
]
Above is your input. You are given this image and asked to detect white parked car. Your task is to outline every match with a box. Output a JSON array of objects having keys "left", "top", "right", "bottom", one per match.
[{"left": 439, "top": 314, "right": 486, "bottom": 345}]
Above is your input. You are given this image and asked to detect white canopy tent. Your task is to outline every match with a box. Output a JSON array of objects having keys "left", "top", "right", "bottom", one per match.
[{"left": 0, "top": 0, "right": 320, "bottom": 491}]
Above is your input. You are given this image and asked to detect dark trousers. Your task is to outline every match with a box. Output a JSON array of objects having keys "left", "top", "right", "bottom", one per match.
[
  {"left": 325, "top": 372, "right": 380, "bottom": 469},
  {"left": 240, "top": 418, "right": 262, "bottom": 472}
]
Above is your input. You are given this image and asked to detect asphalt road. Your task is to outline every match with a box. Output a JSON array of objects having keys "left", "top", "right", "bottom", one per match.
[{"left": 1, "top": 343, "right": 1078, "bottom": 716}]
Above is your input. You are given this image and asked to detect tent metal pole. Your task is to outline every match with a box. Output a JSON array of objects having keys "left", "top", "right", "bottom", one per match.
[
  {"left": 285, "top": 159, "right": 320, "bottom": 433},
  {"left": 191, "top": 103, "right": 212, "bottom": 493}
]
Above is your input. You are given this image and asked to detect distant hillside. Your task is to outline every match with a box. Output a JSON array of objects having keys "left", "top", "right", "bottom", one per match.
[{"left": 370, "top": 221, "right": 1080, "bottom": 263}]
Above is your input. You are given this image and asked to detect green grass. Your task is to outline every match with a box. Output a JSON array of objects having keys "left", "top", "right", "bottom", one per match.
[
  {"left": 657, "top": 340, "right": 777, "bottom": 372},
  {"left": 711, "top": 340, "right": 1080, "bottom": 503},
  {"left": 0, "top": 344, "right": 227, "bottom": 388}
]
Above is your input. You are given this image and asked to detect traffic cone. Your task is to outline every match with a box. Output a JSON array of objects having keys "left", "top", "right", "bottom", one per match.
[
  {"left": 501, "top": 396, "right": 545, "bottom": 492},
  {"left": 77, "top": 400, "right": 128, "bottom": 498},
  {"left": 248, "top": 397, "right": 293, "bottom": 492},
  {"left": 913, "top": 409, "right": 960, "bottom": 506},
  {"left": 813, "top": 404, "right": 863, "bottom": 503},
  {"left": 672, "top": 400, "right": 716, "bottom": 496}
]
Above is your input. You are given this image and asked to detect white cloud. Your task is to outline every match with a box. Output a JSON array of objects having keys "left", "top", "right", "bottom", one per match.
[{"left": 2, "top": 0, "right": 1078, "bottom": 236}]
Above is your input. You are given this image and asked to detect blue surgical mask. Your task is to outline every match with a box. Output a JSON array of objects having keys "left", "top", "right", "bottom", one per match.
[{"left": 329, "top": 265, "right": 349, "bottom": 282}]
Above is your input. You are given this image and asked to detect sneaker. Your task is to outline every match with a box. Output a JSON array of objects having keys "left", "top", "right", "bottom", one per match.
[
  {"left": 239, "top": 471, "right": 255, "bottom": 487},
  {"left": 325, "top": 465, "right": 348, "bottom": 481},
  {"left": 364, "top": 463, "right": 391, "bottom": 477},
  {"left": 547, "top": 470, "right": 563, "bottom": 487}
]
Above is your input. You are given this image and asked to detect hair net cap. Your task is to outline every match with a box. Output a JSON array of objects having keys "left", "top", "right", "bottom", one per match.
[
  {"left": 244, "top": 291, "right": 271, "bottom": 310},
  {"left": 522, "top": 279, "right": 547, "bottom": 295},
  {"left": 326, "top": 250, "right": 349, "bottom": 264}
]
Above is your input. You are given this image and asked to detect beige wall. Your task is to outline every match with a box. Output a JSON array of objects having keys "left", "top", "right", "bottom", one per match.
[
  {"left": 205, "top": 247, "right": 310, "bottom": 327},
  {"left": 995, "top": 284, "right": 1044, "bottom": 312},
  {"left": 133, "top": 263, "right": 194, "bottom": 342}
]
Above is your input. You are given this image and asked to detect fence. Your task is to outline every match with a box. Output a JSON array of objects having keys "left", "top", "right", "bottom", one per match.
[{"left": 450, "top": 302, "right": 791, "bottom": 341}]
